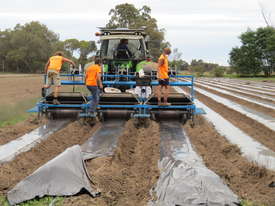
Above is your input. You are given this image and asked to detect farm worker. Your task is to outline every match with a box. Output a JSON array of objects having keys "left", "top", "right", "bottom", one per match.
[
  {"left": 136, "top": 55, "right": 158, "bottom": 78},
  {"left": 136, "top": 55, "right": 154, "bottom": 72},
  {"left": 85, "top": 58, "right": 103, "bottom": 114},
  {"left": 84, "top": 56, "right": 96, "bottom": 75},
  {"left": 43, "top": 51, "right": 75, "bottom": 104},
  {"left": 116, "top": 39, "right": 132, "bottom": 59},
  {"left": 156, "top": 48, "right": 172, "bottom": 106}
]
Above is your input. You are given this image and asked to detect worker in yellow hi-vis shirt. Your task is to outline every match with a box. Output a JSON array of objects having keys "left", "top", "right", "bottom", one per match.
[{"left": 43, "top": 51, "right": 75, "bottom": 104}]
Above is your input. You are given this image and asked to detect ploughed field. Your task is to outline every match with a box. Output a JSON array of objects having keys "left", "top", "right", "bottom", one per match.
[{"left": 0, "top": 75, "right": 275, "bottom": 206}]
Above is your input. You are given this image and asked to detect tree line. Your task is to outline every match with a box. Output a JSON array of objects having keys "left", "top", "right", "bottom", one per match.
[
  {"left": 0, "top": 3, "right": 169, "bottom": 73},
  {"left": 229, "top": 27, "right": 275, "bottom": 77},
  {"left": 0, "top": 21, "right": 96, "bottom": 73}
]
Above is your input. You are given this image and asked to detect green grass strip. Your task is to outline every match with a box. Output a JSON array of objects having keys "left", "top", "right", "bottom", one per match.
[
  {"left": 0, "top": 195, "right": 63, "bottom": 206},
  {"left": 0, "top": 97, "right": 39, "bottom": 128}
]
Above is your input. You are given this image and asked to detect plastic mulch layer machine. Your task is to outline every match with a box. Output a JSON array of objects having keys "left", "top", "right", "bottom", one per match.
[{"left": 28, "top": 73, "right": 205, "bottom": 125}]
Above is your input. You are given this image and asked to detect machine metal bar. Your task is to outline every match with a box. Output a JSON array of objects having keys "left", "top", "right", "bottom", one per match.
[
  {"left": 191, "top": 76, "right": 195, "bottom": 101},
  {"left": 102, "top": 74, "right": 136, "bottom": 78},
  {"left": 61, "top": 80, "right": 193, "bottom": 86},
  {"left": 38, "top": 103, "right": 195, "bottom": 110},
  {"left": 169, "top": 75, "right": 194, "bottom": 78},
  {"left": 99, "top": 104, "right": 196, "bottom": 109}
]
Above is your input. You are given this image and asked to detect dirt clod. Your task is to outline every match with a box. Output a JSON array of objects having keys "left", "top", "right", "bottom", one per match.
[
  {"left": 243, "top": 164, "right": 268, "bottom": 179},
  {"left": 222, "top": 144, "right": 241, "bottom": 157}
]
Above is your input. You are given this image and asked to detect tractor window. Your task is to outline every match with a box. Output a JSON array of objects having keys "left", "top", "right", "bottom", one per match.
[{"left": 100, "top": 39, "right": 145, "bottom": 59}]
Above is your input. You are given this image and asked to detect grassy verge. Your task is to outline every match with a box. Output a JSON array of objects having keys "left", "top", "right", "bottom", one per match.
[
  {"left": 232, "top": 77, "right": 275, "bottom": 82},
  {"left": 241, "top": 200, "right": 269, "bottom": 206},
  {"left": 0, "top": 97, "right": 39, "bottom": 127},
  {"left": 0, "top": 195, "right": 63, "bottom": 206},
  {"left": 221, "top": 74, "right": 275, "bottom": 82}
]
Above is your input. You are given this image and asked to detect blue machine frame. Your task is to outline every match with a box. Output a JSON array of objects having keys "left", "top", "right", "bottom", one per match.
[{"left": 29, "top": 74, "right": 205, "bottom": 119}]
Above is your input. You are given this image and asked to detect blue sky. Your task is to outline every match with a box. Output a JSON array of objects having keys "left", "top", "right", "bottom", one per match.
[{"left": 0, "top": 0, "right": 274, "bottom": 65}]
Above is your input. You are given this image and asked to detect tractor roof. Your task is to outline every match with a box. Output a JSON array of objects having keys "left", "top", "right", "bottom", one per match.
[
  {"left": 100, "top": 34, "right": 144, "bottom": 40},
  {"left": 98, "top": 27, "right": 146, "bottom": 37}
]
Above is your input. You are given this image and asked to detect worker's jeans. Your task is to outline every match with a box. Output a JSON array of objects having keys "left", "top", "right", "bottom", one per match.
[{"left": 87, "top": 86, "right": 99, "bottom": 112}]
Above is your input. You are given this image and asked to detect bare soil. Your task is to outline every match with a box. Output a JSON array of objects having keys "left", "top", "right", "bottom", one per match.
[
  {"left": 193, "top": 89, "right": 275, "bottom": 152},
  {"left": 196, "top": 84, "right": 275, "bottom": 118},
  {"left": 0, "top": 121, "right": 100, "bottom": 194},
  {"left": 184, "top": 116, "right": 275, "bottom": 205},
  {"left": 63, "top": 120, "right": 160, "bottom": 206},
  {"left": 0, "top": 76, "right": 42, "bottom": 106},
  {"left": 0, "top": 115, "right": 44, "bottom": 145},
  {"left": 0, "top": 74, "right": 82, "bottom": 106}
]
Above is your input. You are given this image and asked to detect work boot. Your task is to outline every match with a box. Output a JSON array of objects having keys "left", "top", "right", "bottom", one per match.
[{"left": 53, "top": 99, "right": 61, "bottom": 105}]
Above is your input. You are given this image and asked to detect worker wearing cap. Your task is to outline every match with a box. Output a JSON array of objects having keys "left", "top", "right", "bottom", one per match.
[
  {"left": 85, "top": 58, "right": 103, "bottom": 114},
  {"left": 43, "top": 51, "right": 75, "bottom": 105},
  {"left": 156, "top": 48, "right": 172, "bottom": 106}
]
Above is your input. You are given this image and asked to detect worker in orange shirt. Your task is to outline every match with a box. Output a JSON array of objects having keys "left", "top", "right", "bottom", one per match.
[
  {"left": 85, "top": 58, "right": 103, "bottom": 114},
  {"left": 156, "top": 48, "right": 172, "bottom": 106},
  {"left": 43, "top": 51, "right": 75, "bottom": 104}
]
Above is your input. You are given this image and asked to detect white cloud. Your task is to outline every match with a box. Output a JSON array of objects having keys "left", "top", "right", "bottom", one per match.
[{"left": 0, "top": 12, "right": 105, "bottom": 20}]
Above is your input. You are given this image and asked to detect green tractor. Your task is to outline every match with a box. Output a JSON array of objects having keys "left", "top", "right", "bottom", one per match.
[{"left": 96, "top": 28, "right": 155, "bottom": 91}]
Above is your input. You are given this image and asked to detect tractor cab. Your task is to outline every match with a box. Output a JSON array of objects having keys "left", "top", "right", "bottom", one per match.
[{"left": 97, "top": 28, "right": 149, "bottom": 91}]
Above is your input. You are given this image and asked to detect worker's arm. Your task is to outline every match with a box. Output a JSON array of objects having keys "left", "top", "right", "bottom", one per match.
[
  {"left": 126, "top": 47, "right": 132, "bottom": 57},
  {"left": 63, "top": 58, "right": 76, "bottom": 67},
  {"left": 44, "top": 60, "right": 50, "bottom": 73},
  {"left": 97, "top": 72, "right": 103, "bottom": 89}
]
